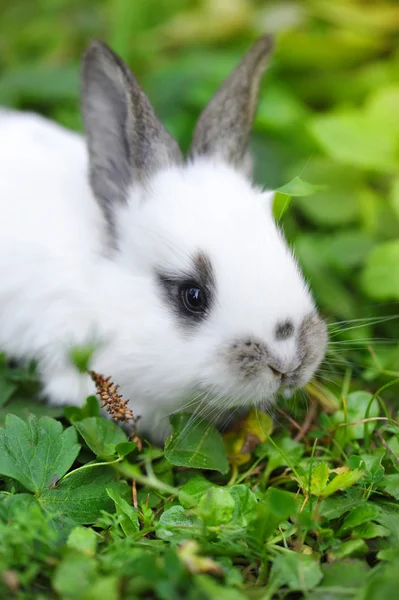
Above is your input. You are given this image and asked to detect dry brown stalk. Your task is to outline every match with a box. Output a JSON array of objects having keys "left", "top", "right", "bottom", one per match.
[{"left": 89, "top": 370, "right": 135, "bottom": 422}]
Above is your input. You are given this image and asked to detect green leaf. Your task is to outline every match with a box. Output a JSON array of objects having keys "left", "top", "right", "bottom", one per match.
[
  {"left": 0, "top": 376, "right": 17, "bottom": 407},
  {"left": 179, "top": 475, "right": 214, "bottom": 508},
  {"left": 0, "top": 399, "right": 64, "bottom": 424},
  {"left": 194, "top": 574, "right": 248, "bottom": 600},
  {"left": 366, "top": 86, "right": 399, "bottom": 136},
  {"left": 361, "top": 240, "right": 399, "bottom": 300},
  {"left": 64, "top": 396, "right": 100, "bottom": 423},
  {"left": 165, "top": 413, "right": 229, "bottom": 474},
  {"left": 276, "top": 176, "right": 325, "bottom": 197},
  {"left": 352, "top": 522, "right": 390, "bottom": 540},
  {"left": 338, "top": 503, "right": 380, "bottom": 535},
  {"left": 267, "top": 551, "right": 323, "bottom": 593},
  {"left": 67, "top": 526, "right": 98, "bottom": 557},
  {"left": 74, "top": 417, "right": 128, "bottom": 458},
  {"left": 379, "top": 474, "right": 399, "bottom": 500},
  {"left": 158, "top": 505, "right": 200, "bottom": 541},
  {"left": 197, "top": 487, "right": 235, "bottom": 527},
  {"left": 310, "top": 463, "right": 330, "bottom": 497},
  {"left": 251, "top": 487, "right": 297, "bottom": 542},
  {"left": 107, "top": 487, "right": 140, "bottom": 536},
  {"left": 293, "top": 160, "right": 362, "bottom": 226},
  {"left": 69, "top": 345, "right": 96, "bottom": 373},
  {"left": 114, "top": 442, "right": 137, "bottom": 459},
  {"left": 53, "top": 551, "right": 97, "bottom": 600},
  {"left": 309, "top": 111, "right": 397, "bottom": 171},
  {"left": 229, "top": 485, "right": 258, "bottom": 527},
  {"left": 391, "top": 177, "right": 399, "bottom": 220},
  {"left": 313, "top": 560, "right": 370, "bottom": 597},
  {"left": 322, "top": 469, "right": 364, "bottom": 497},
  {"left": 272, "top": 192, "right": 292, "bottom": 220},
  {"left": 39, "top": 467, "right": 128, "bottom": 524},
  {"left": 0, "top": 414, "right": 80, "bottom": 492},
  {"left": 332, "top": 391, "right": 379, "bottom": 444},
  {"left": 362, "top": 560, "right": 399, "bottom": 600},
  {"left": 330, "top": 539, "right": 368, "bottom": 559}
]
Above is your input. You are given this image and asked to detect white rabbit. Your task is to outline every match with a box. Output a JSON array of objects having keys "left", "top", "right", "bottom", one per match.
[{"left": 0, "top": 36, "right": 327, "bottom": 441}]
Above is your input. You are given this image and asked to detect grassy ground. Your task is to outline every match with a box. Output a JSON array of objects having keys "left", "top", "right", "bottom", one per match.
[{"left": 1, "top": 0, "right": 399, "bottom": 598}]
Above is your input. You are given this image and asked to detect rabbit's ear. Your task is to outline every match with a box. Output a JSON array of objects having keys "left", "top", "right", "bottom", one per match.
[
  {"left": 82, "top": 41, "right": 182, "bottom": 230},
  {"left": 189, "top": 35, "right": 274, "bottom": 172}
]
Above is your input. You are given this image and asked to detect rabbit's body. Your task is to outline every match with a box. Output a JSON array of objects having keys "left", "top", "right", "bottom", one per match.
[{"left": 0, "top": 37, "right": 327, "bottom": 441}]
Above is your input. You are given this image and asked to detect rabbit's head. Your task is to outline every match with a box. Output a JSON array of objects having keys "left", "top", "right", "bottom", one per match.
[{"left": 82, "top": 37, "right": 327, "bottom": 419}]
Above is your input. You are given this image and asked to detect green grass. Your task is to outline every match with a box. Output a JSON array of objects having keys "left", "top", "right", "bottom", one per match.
[
  {"left": 1, "top": 0, "right": 399, "bottom": 598},
  {"left": 1, "top": 359, "right": 399, "bottom": 599}
]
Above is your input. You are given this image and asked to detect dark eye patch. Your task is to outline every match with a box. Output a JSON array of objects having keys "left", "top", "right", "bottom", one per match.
[
  {"left": 156, "top": 251, "right": 215, "bottom": 328},
  {"left": 275, "top": 320, "right": 294, "bottom": 340}
]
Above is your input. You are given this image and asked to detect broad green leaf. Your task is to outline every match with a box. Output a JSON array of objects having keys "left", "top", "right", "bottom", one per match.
[
  {"left": 322, "top": 468, "right": 364, "bottom": 497},
  {"left": 194, "top": 574, "right": 248, "bottom": 600},
  {"left": 251, "top": 487, "right": 298, "bottom": 542},
  {"left": 366, "top": 86, "right": 399, "bottom": 135},
  {"left": 276, "top": 176, "right": 325, "bottom": 197},
  {"left": 158, "top": 505, "right": 200, "bottom": 541},
  {"left": 338, "top": 503, "right": 380, "bottom": 535},
  {"left": 0, "top": 492, "right": 41, "bottom": 520},
  {"left": 293, "top": 159, "right": 362, "bottom": 226},
  {"left": 314, "top": 560, "right": 370, "bottom": 596},
  {"left": 332, "top": 391, "right": 379, "bottom": 444},
  {"left": 0, "top": 414, "right": 80, "bottom": 492},
  {"left": 179, "top": 475, "right": 214, "bottom": 508},
  {"left": 67, "top": 526, "right": 98, "bottom": 557},
  {"left": 0, "top": 377, "right": 17, "bottom": 407},
  {"left": 352, "top": 522, "right": 390, "bottom": 540},
  {"left": 362, "top": 560, "right": 399, "bottom": 600},
  {"left": 107, "top": 487, "right": 140, "bottom": 536},
  {"left": 256, "top": 84, "right": 308, "bottom": 131},
  {"left": 320, "top": 495, "right": 364, "bottom": 520},
  {"left": 197, "top": 487, "right": 235, "bottom": 527},
  {"left": 267, "top": 551, "right": 323, "bottom": 593},
  {"left": 309, "top": 111, "right": 397, "bottom": 171},
  {"left": 115, "top": 442, "right": 137, "bottom": 459},
  {"left": 361, "top": 240, "right": 399, "bottom": 300},
  {"left": 379, "top": 474, "right": 399, "bottom": 500},
  {"left": 39, "top": 467, "right": 128, "bottom": 524},
  {"left": 310, "top": 462, "right": 330, "bottom": 497},
  {"left": 74, "top": 417, "right": 128, "bottom": 458},
  {"left": 165, "top": 413, "right": 229, "bottom": 474},
  {"left": 0, "top": 399, "right": 64, "bottom": 424},
  {"left": 64, "top": 396, "right": 100, "bottom": 423},
  {"left": 391, "top": 177, "right": 399, "bottom": 220},
  {"left": 229, "top": 485, "right": 258, "bottom": 527},
  {"left": 330, "top": 539, "right": 368, "bottom": 560},
  {"left": 53, "top": 551, "right": 97, "bottom": 600},
  {"left": 83, "top": 576, "right": 119, "bottom": 600},
  {"left": 273, "top": 192, "right": 292, "bottom": 220},
  {"left": 295, "top": 236, "right": 358, "bottom": 317},
  {"left": 358, "top": 451, "right": 385, "bottom": 484}
]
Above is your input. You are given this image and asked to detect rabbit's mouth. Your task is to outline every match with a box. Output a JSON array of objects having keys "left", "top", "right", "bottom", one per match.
[{"left": 221, "top": 312, "right": 328, "bottom": 396}]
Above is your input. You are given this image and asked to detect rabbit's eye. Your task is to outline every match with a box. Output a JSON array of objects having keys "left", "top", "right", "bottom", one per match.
[
  {"left": 180, "top": 284, "right": 207, "bottom": 314},
  {"left": 156, "top": 251, "right": 214, "bottom": 326}
]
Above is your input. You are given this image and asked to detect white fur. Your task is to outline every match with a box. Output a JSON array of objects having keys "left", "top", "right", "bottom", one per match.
[{"left": 0, "top": 111, "right": 317, "bottom": 440}]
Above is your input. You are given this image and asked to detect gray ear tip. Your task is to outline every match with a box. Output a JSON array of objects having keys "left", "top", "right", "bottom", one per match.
[
  {"left": 248, "top": 33, "right": 275, "bottom": 63},
  {"left": 83, "top": 40, "right": 115, "bottom": 70},
  {"left": 258, "top": 33, "right": 275, "bottom": 51}
]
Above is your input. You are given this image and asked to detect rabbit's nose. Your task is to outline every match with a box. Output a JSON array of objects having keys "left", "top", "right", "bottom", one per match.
[{"left": 268, "top": 365, "right": 283, "bottom": 378}]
